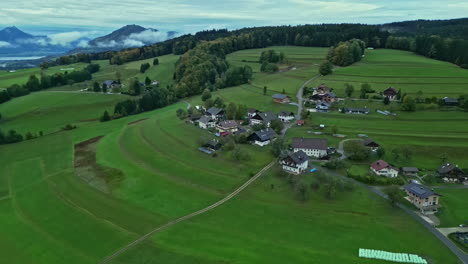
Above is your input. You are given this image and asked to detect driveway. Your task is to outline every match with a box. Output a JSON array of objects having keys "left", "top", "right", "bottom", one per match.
[{"left": 438, "top": 227, "right": 468, "bottom": 237}]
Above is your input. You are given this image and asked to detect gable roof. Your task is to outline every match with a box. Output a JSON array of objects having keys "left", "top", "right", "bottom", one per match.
[
  {"left": 206, "top": 107, "right": 224, "bottom": 116},
  {"left": 404, "top": 182, "right": 439, "bottom": 199},
  {"left": 383, "top": 87, "right": 398, "bottom": 95},
  {"left": 443, "top": 97, "right": 458, "bottom": 103},
  {"left": 363, "top": 138, "right": 379, "bottom": 147},
  {"left": 198, "top": 116, "right": 215, "bottom": 124},
  {"left": 438, "top": 163, "right": 463, "bottom": 174},
  {"left": 402, "top": 167, "right": 419, "bottom": 173},
  {"left": 292, "top": 138, "right": 328, "bottom": 150},
  {"left": 371, "top": 160, "right": 397, "bottom": 171},
  {"left": 316, "top": 102, "right": 331, "bottom": 108},
  {"left": 104, "top": 80, "right": 117, "bottom": 86},
  {"left": 248, "top": 108, "right": 258, "bottom": 114},
  {"left": 282, "top": 151, "right": 309, "bottom": 166},
  {"left": 218, "top": 120, "right": 238, "bottom": 128},
  {"left": 278, "top": 111, "right": 294, "bottom": 116},
  {"left": 249, "top": 128, "right": 277, "bottom": 142},
  {"left": 272, "top": 94, "right": 289, "bottom": 100},
  {"left": 252, "top": 111, "right": 277, "bottom": 122}
]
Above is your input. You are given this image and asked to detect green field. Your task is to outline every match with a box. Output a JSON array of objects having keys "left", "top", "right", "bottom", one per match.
[
  {"left": 312, "top": 49, "right": 468, "bottom": 98},
  {"left": 0, "top": 46, "right": 464, "bottom": 264},
  {"left": 437, "top": 188, "right": 468, "bottom": 227}
]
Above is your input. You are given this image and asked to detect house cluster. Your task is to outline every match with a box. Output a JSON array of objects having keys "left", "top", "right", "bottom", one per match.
[
  {"left": 308, "top": 84, "right": 337, "bottom": 112},
  {"left": 279, "top": 137, "right": 330, "bottom": 175}
]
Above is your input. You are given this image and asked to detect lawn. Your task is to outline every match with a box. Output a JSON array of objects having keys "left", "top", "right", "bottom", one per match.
[
  {"left": 437, "top": 188, "right": 468, "bottom": 227},
  {"left": 311, "top": 49, "right": 468, "bottom": 98}
]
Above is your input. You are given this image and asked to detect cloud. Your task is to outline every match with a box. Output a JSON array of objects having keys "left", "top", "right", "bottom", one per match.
[
  {"left": 91, "top": 30, "right": 177, "bottom": 48},
  {"left": 0, "top": 41, "right": 13, "bottom": 48},
  {"left": 48, "top": 31, "right": 95, "bottom": 46}
]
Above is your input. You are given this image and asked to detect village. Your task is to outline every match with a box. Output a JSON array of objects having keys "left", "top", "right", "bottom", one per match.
[{"left": 179, "top": 82, "right": 467, "bottom": 226}]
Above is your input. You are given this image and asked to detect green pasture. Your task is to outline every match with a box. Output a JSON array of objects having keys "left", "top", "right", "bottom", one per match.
[
  {"left": 437, "top": 188, "right": 468, "bottom": 227},
  {"left": 312, "top": 49, "right": 468, "bottom": 98}
]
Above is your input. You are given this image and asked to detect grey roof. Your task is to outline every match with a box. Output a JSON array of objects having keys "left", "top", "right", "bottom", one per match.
[
  {"left": 253, "top": 111, "right": 277, "bottom": 122},
  {"left": 316, "top": 102, "right": 331, "bottom": 108},
  {"left": 345, "top": 107, "right": 370, "bottom": 113},
  {"left": 402, "top": 167, "right": 419, "bottom": 173},
  {"left": 103, "top": 80, "right": 116, "bottom": 86},
  {"left": 248, "top": 108, "right": 257, "bottom": 113},
  {"left": 404, "top": 182, "right": 439, "bottom": 199},
  {"left": 292, "top": 138, "right": 328, "bottom": 150},
  {"left": 206, "top": 139, "right": 221, "bottom": 149},
  {"left": 218, "top": 120, "right": 238, "bottom": 128},
  {"left": 363, "top": 138, "right": 379, "bottom": 147},
  {"left": 438, "top": 163, "right": 463, "bottom": 174},
  {"left": 198, "top": 116, "right": 214, "bottom": 124},
  {"left": 443, "top": 97, "right": 458, "bottom": 103},
  {"left": 272, "top": 94, "right": 289, "bottom": 100},
  {"left": 278, "top": 111, "right": 294, "bottom": 116},
  {"left": 206, "top": 107, "right": 224, "bottom": 116},
  {"left": 250, "top": 128, "right": 277, "bottom": 142},
  {"left": 284, "top": 150, "right": 309, "bottom": 165},
  {"left": 325, "top": 92, "right": 336, "bottom": 98}
]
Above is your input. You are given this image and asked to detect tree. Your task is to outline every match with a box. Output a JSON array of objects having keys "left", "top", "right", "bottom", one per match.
[
  {"left": 130, "top": 79, "right": 141, "bottom": 95},
  {"left": 153, "top": 58, "right": 159, "bottom": 65},
  {"left": 102, "top": 83, "right": 108, "bottom": 93},
  {"left": 270, "top": 119, "right": 284, "bottom": 134},
  {"left": 343, "top": 140, "right": 371, "bottom": 161},
  {"left": 376, "top": 147, "right": 386, "bottom": 158},
  {"left": 100, "top": 111, "right": 111, "bottom": 122},
  {"left": 26, "top": 75, "right": 41, "bottom": 91},
  {"left": 271, "top": 137, "right": 285, "bottom": 157},
  {"left": 213, "top": 97, "right": 224, "bottom": 108},
  {"left": 400, "top": 145, "right": 413, "bottom": 161},
  {"left": 140, "top": 63, "right": 151, "bottom": 73},
  {"left": 231, "top": 146, "right": 250, "bottom": 161},
  {"left": 282, "top": 88, "right": 286, "bottom": 94},
  {"left": 319, "top": 61, "right": 333, "bottom": 75},
  {"left": 383, "top": 185, "right": 401, "bottom": 207},
  {"left": 201, "top": 89, "right": 212, "bottom": 101},
  {"left": 204, "top": 98, "right": 214, "bottom": 109},
  {"left": 331, "top": 125, "right": 338, "bottom": 135},
  {"left": 263, "top": 86, "right": 267, "bottom": 95},
  {"left": 401, "top": 96, "right": 416, "bottom": 112},
  {"left": 235, "top": 104, "right": 247, "bottom": 120},
  {"left": 145, "top": 76, "right": 151, "bottom": 86},
  {"left": 396, "top": 89, "right": 402, "bottom": 100},
  {"left": 344, "top": 83, "right": 354, "bottom": 97},
  {"left": 359, "top": 87, "right": 367, "bottom": 99},
  {"left": 383, "top": 96, "right": 390, "bottom": 105},
  {"left": 439, "top": 153, "right": 448, "bottom": 164},
  {"left": 361, "top": 83, "right": 372, "bottom": 93},
  {"left": 176, "top": 108, "right": 188, "bottom": 120},
  {"left": 226, "top": 102, "right": 237, "bottom": 119},
  {"left": 93, "top": 81, "right": 101, "bottom": 92}
]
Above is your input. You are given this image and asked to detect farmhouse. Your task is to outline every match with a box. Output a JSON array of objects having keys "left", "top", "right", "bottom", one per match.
[
  {"left": 188, "top": 114, "right": 201, "bottom": 123},
  {"left": 437, "top": 163, "right": 467, "bottom": 182},
  {"left": 316, "top": 102, "right": 331, "bottom": 112},
  {"left": 278, "top": 111, "right": 295, "bottom": 122},
  {"left": 280, "top": 151, "right": 309, "bottom": 175},
  {"left": 292, "top": 138, "right": 328, "bottom": 158},
  {"left": 103, "top": 80, "right": 121, "bottom": 90},
  {"left": 370, "top": 160, "right": 399, "bottom": 178},
  {"left": 442, "top": 97, "right": 459, "bottom": 106},
  {"left": 401, "top": 167, "right": 420, "bottom": 177},
  {"left": 321, "top": 93, "right": 337, "bottom": 103},
  {"left": 206, "top": 107, "right": 225, "bottom": 120},
  {"left": 363, "top": 138, "right": 380, "bottom": 151},
  {"left": 250, "top": 111, "right": 277, "bottom": 127},
  {"left": 247, "top": 108, "right": 259, "bottom": 118},
  {"left": 198, "top": 116, "right": 216, "bottom": 129},
  {"left": 216, "top": 120, "right": 238, "bottom": 133},
  {"left": 404, "top": 182, "right": 440, "bottom": 214},
  {"left": 383, "top": 87, "right": 398, "bottom": 100},
  {"left": 204, "top": 139, "right": 222, "bottom": 151},
  {"left": 315, "top": 84, "right": 331, "bottom": 94},
  {"left": 247, "top": 128, "right": 277, "bottom": 146},
  {"left": 296, "top": 120, "right": 305, "bottom": 126},
  {"left": 343, "top": 107, "right": 370, "bottom": 115},
  {"left": 272, "top": 94, "right": 290, "bottom": 104}
]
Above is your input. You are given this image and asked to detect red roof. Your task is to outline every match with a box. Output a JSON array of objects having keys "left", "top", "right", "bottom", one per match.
[
  {"left": 297, "top": 120, "right": 305, "bottom": 124},
  {"left": 383, "top": 87, "right": 397, "bottom": 96},
  {"left": 371, "top": 160, "right": 398, "bottom": 171}
]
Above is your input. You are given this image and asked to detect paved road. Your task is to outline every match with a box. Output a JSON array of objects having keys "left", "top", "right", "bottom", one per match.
[
  {"left": 99, "top": 161, "right": 275, "bottom": 264},
  {"left": 321, "top": 167, "right": 468, "bottom": 264},
  {"left": 431, "top": 185, "right": 468, "bottom": 189}
]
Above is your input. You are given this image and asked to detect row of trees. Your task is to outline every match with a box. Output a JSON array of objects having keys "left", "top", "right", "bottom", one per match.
[
  {"left": 0, "top": 64, "right": 100, "bottom": 104},
  {"left": 327, "top": 39, "right": 366, "bottom": 66}
]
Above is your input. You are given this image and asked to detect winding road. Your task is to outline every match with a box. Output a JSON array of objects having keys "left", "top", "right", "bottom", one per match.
[{"left": 99, "top": 161, "right": 275, "bottom": 264}]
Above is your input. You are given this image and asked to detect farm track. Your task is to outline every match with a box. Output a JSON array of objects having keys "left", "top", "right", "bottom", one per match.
[{"left": 99, "top": 161, "right": 275, "bottom": 264}]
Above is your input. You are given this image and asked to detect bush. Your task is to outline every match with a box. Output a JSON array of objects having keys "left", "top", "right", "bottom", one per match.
[
  {"left": 100, "top": 111, "right": 111, "bottom": 122},
  {"left": 62, "top": 124, "right": 77, "bottom": 131}
]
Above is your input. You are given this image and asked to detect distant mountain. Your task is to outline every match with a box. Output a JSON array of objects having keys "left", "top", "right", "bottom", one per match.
[
  {"left": 88, "top": 24, "right": 148, "bottom": 46},
  {"left": 0, "top": 26, "right": 36, "bottom": 42},
  {"left": 381, "top": 18, "right": 468, "bottom": 39}
]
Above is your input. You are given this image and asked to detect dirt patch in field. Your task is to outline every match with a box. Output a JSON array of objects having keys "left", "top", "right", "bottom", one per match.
[
  {"left": 74, "top": 136, "right": 124, "bottom": 194},
  {"left": 128, "top": 118, "right": 149, "bottom": 126}
]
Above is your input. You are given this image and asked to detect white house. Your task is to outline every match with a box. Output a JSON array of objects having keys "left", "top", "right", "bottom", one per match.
[
  {"left": 370, "top": 160, "right": 399, "bottom": 178},
  {"left": 316, "top": 102, "right": 331, "bottom": 112},
  {"left": 250, "top": 112, "right": 277, "bottom": 127},
  {"left": 278, "top": 111, "right": 295, "bottom": 122},
  {"left": 247, "top": 128, "right": 277, "bottom": 146},
  {"left": 205, "top": 107, "right": 225, "bottom": 120},
  {"left": 198, "top": 116, "right": 216, "bottom": 129},
  {"left": 280, "top": 151, "right": 309, "bottom": 174},
  {"left": 292, "top": 138, "right": 328, "bottom": 158}
]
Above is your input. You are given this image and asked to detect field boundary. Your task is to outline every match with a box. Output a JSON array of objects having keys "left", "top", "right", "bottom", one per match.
[{"left": 99, "top": 161, "right": 275, "bottom": 264}]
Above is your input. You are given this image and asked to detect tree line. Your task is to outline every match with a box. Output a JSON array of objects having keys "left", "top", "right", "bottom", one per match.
[{"left": 0, "top": 64, "right": 100, "bottom": 104}]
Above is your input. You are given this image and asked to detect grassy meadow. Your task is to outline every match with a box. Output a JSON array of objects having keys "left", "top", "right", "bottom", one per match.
[
  {"left": 0, "top": 46, "right": 465, "bottom": 264},
  {"left": 312, "top": 49, "right": 468, "bottom": 98},
  {"left": 437, "top": 188, "right": 468, "bottom": 228}
]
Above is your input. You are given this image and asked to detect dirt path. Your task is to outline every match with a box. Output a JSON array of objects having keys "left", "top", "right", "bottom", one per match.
[{"left": 99, "top": 161, "right": 274, "bottom": 264}]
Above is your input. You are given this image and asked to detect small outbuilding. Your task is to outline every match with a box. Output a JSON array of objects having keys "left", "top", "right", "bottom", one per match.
[{"left": 272, "top": 94, "right": 290, "bottom": 104}]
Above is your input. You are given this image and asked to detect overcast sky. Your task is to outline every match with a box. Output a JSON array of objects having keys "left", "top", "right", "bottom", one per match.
[{"left": 1, "top": 0, "right": 467, "bottom": 36}]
